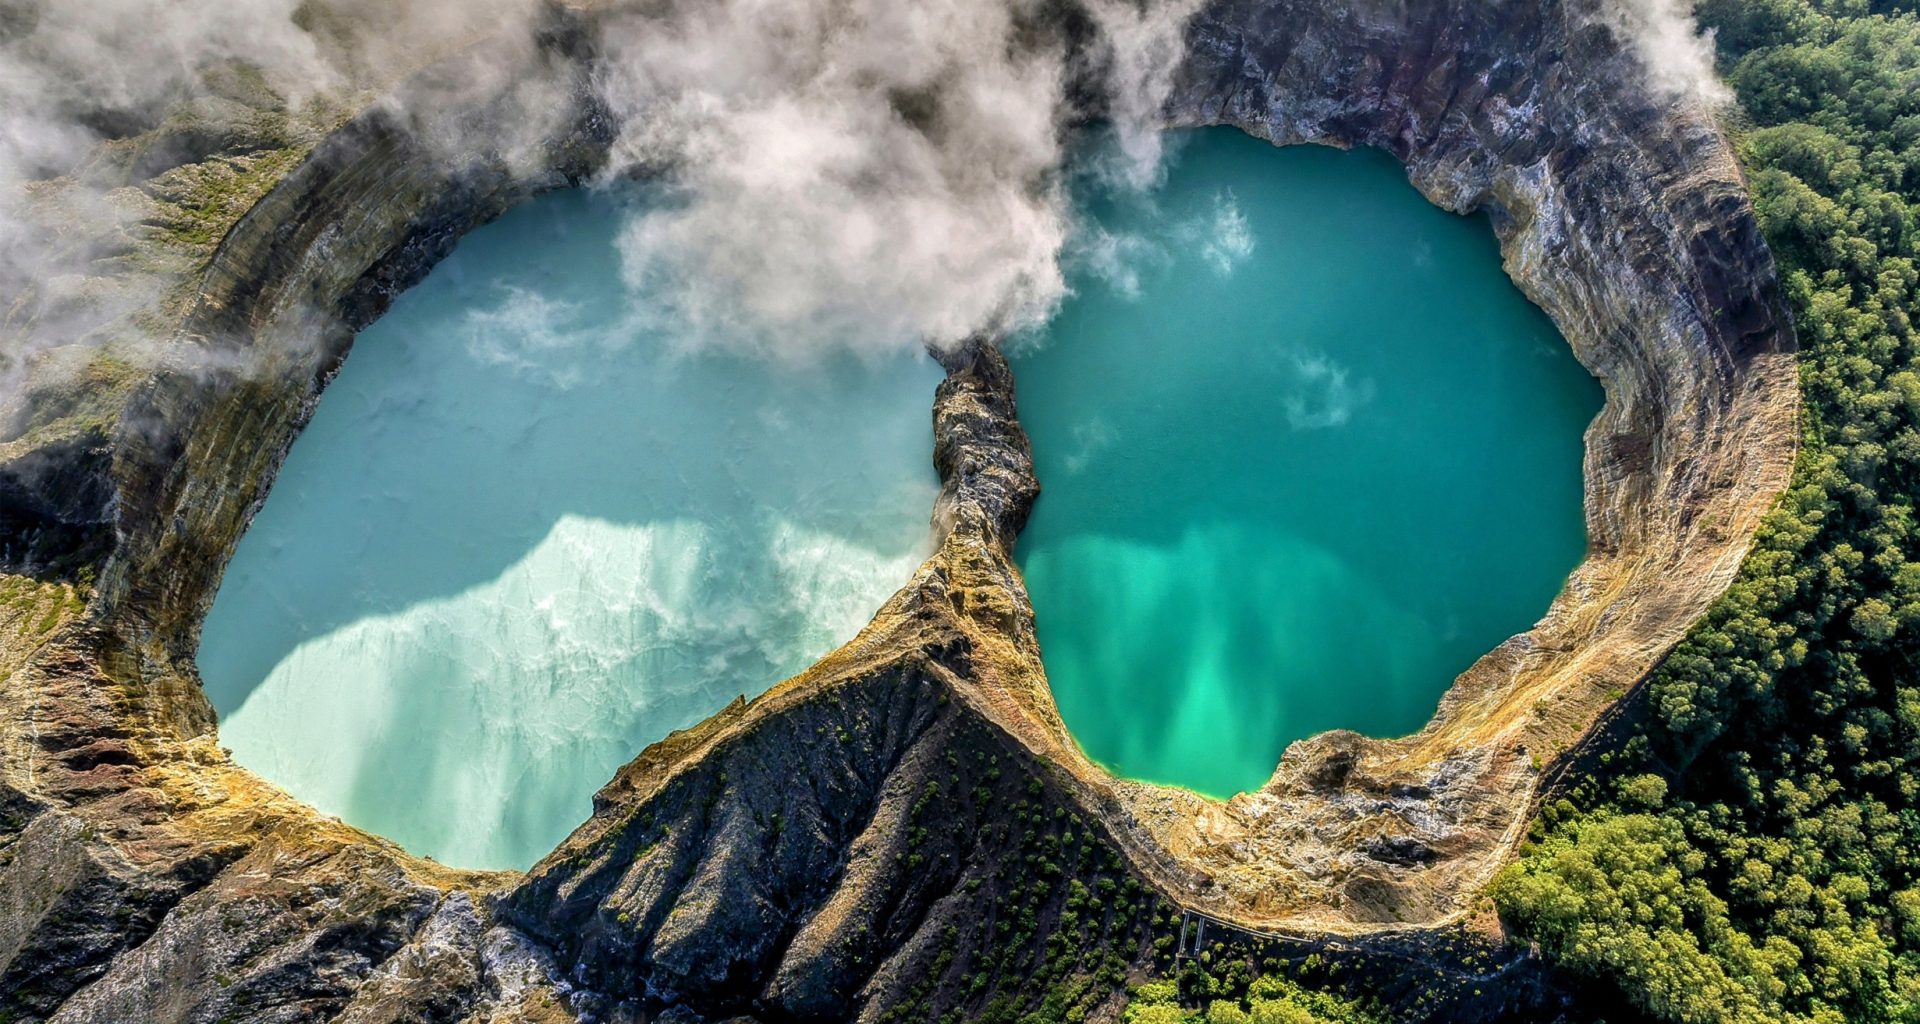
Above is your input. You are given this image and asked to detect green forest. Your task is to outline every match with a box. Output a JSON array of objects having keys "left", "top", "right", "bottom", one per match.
[{"left": 1491, "top": 0, "right": 1920, "bottom": 1020}]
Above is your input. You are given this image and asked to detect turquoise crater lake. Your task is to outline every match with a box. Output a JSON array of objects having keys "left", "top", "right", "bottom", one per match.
[
  {"left": 1013, "top": 128, "right": 1603, "bottom": 799},
  {"left": 198, "top": 188, "right": 942, "bottom": 870}
]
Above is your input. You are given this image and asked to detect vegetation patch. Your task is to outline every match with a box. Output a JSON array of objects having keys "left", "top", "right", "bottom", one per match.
[
  {"left": 1495, "top": 3, "right": 1920, "bottom": 1021},
  {"left": 0, "top": 574, "right": 87, "bottom": 670}
]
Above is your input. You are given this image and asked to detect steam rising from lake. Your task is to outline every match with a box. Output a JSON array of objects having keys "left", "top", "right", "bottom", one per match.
[
  {"left": 593, "top": 0, "right": 1203, "bottom": 359},
  {"left": 0, "top": 0, "right": 1736, "bottom": 400},
  {"left": 0, "top": 0, "right": 1200, "bottom": 393}
]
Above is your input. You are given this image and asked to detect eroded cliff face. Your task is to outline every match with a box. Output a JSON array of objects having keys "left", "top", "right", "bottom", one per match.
[
  {"left": 0, "top": 0, "right": 1795, "bottom": 1019},
  {"left": 1090, "top": 0, "right": 1802, "bottom": 927}
]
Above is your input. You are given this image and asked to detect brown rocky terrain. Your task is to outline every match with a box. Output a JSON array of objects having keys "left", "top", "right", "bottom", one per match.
[{"left": 0, "top": 0, "right": 1796, "bottom": 1019}]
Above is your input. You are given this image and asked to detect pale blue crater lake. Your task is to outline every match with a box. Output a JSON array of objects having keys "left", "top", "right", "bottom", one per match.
[
  {"left": 199, "top": 188, "right": 943, "bottom": 870},
  {"left": 1012, "top": 128, "right": 1602, "bottom": 799}
]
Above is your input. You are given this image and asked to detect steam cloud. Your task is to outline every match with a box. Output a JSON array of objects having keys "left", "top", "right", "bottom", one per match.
[
  {"left": 1068, "top": 190, "right": 1254, "bottom": 299},
  {"left": 0, "top": 0, "right": 1203, "bottom": 416},
  {"left": 594, "top": 0, "right": 1202, "bottom": 360},
  {"left": 1281, "top": 352, "right": 1372, "bottom": 431},
  {"left": 1597, "top": 0, "right": 1732, "bottom": 108},
  {"left": 0, "top": 0, "right": 560, "bottom": 415},
  {"left": 0, "top": 0, "right": 310, "bottom": 405},
  {"left": 0, "top": 0, "right": 1727, "bottom": 414}
]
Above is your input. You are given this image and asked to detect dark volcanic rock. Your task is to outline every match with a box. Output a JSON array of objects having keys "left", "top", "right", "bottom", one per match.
[{"left": 0, "top": 428, "right": 114, "bottom": 577}]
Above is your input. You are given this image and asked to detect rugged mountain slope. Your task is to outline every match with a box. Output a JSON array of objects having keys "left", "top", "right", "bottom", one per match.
[{"left": 0, "top": 0, "right": 1795, "bottom": 1019}]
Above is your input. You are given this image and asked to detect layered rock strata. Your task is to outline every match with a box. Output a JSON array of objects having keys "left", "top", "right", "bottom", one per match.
[{"left": 0, "top": 0, "right": 1796, "bottom": 1017}]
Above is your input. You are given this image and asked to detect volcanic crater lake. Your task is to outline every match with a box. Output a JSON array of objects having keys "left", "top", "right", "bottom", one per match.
[
  {"left": 1013, "top": 128, "right": 1602, "bottom": 798},
  {"left": 199, "top": 188, "right": 943, "bottom": 870},
  {"left": 200, "top": 127, "right": 1600, "bottom": 870}
]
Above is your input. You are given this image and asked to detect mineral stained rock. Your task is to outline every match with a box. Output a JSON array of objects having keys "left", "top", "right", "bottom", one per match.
[{"left": 0, "top": 0, "right": 1794, "bottom": 1018}]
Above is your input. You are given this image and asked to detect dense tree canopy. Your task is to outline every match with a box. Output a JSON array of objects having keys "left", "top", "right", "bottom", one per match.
[{"left": 1493, "top": 1, "right": 1920, "bottom": 1021}]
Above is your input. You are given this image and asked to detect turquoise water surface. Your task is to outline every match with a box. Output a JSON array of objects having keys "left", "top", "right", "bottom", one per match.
[
  {"left": 199, "top": 189, "right": 943, "bottom": 870},
  {"left": 1013, "top": 129, "right": 1602, "bottom": 798}
]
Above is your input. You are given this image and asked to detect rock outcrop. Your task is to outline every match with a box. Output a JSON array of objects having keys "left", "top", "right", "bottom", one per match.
[{"left": 0, "top": 0, "right": 1796, "bottom": 1018}]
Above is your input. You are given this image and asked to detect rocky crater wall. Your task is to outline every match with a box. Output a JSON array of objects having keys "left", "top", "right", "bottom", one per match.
[
  {"left": 1070, "top": 0, "right": 1803, "bottom": 927},
  {"left": 0, "top": 0, "right": 1798, "bottom": 1017}
]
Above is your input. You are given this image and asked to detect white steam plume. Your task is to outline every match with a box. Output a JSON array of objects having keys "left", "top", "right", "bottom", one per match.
[
  {"left": 595, "top": 0, "right": 1203, "bottom": 360},
  {"left": 1, "top": 0, "right": 1204, "bottom": 421},
  {"left": 1597, "top": 0, "right": 1731, "bottom": 108},
  {"left": 0, "top": 0, "right": 566, "bottom": 422}
]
